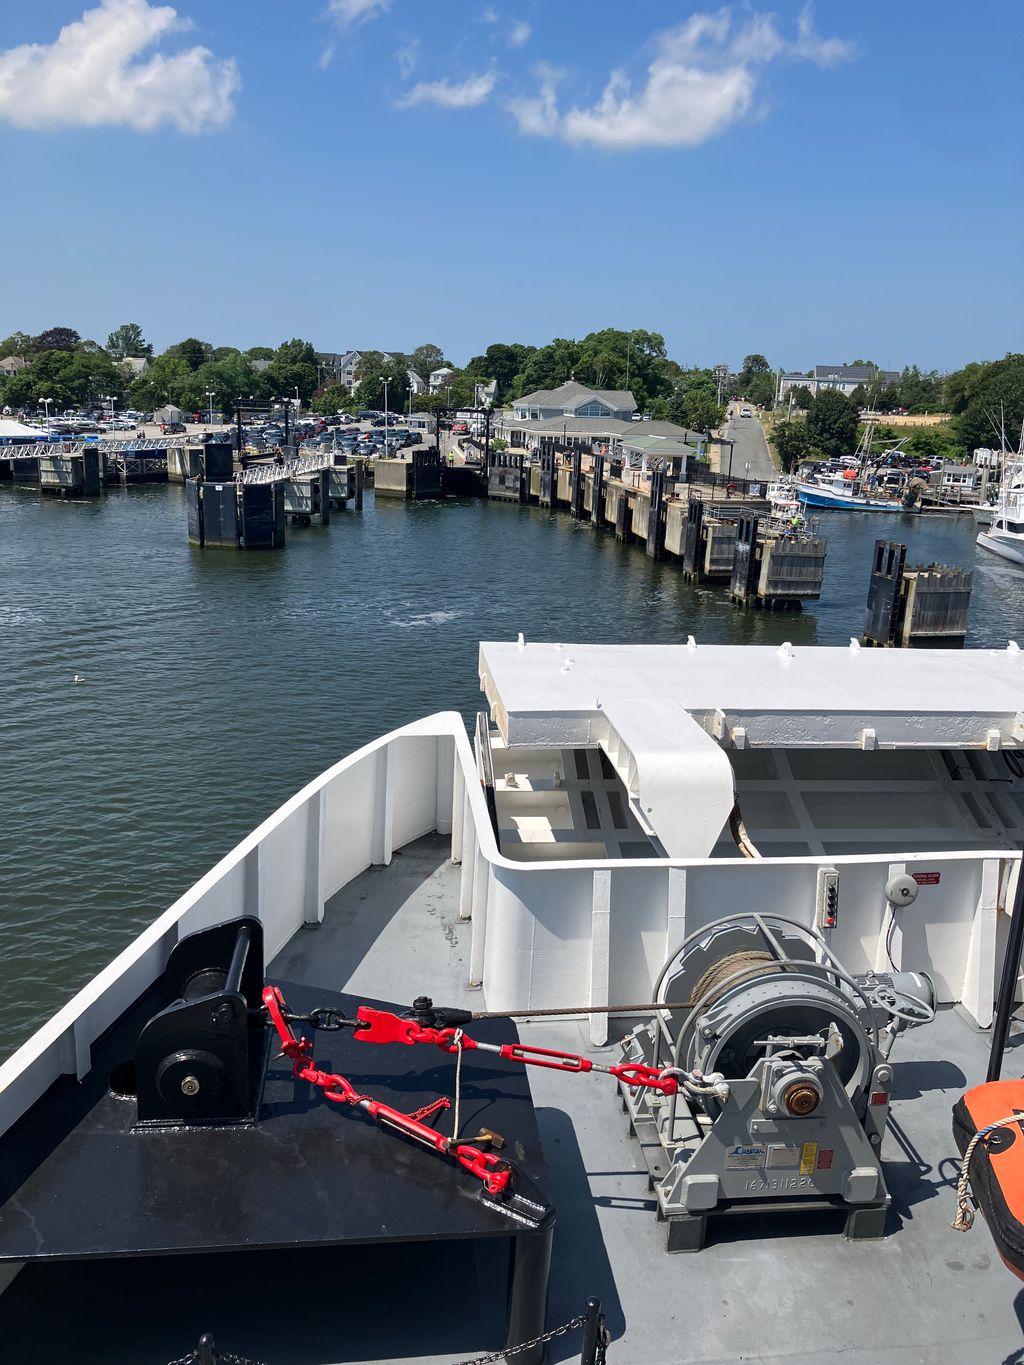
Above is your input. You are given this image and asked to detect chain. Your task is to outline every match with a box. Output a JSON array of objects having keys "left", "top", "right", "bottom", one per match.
[
  {"left": 165, "top": 1344, "right": 266, "bottom": 1365},
  {"left": 268, "top": 1005, "right": 363, "bottom": 1032},
  {"left": 450, "top": 1311, "right": 589, "bottom": 1365}
]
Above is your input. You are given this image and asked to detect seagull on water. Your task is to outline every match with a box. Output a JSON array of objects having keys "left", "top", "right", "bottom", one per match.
[{"left": 73, "top": 674, "right": 85, "bottom": 684}]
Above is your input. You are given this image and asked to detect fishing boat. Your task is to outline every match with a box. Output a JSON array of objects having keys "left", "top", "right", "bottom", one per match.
[
  {"left": 977, "top": 452, "right": 1024, "bottom": 567},
  {"left": 2, "top": 640, "right": 1024, "bottom": 1362},
  {"left": 796, "top": 467, "right": 915, "bottom": 511}
]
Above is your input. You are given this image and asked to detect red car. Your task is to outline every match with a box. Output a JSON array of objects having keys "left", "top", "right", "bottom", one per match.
[{"left": 452, "top": 421, "right": 469, "bottom": 434}]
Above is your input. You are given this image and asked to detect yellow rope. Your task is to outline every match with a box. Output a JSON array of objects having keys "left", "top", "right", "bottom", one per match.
[
  {"left": 952, "top": 1113, "right": 1023, "bottom": 1232},
  {"left": 451, "top": 1027, "right": 465, "bottom": 1142}
]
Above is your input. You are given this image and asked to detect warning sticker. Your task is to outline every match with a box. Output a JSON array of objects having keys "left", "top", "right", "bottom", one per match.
[
  {"left": 767, "top": 1144, "right": 799, "bottom": 1169},
  {"left": 799, "top": 1141, "right": 818, "bottom": 1176},
  {"left": 725, "top": 1144, "right": 767, "bottom": 1170},
  {"left": 817, "top": 1149, "right": 835, "bottom": 1171},
  {"left": 911, "top": 871, "right": 940, "bottom": 886}
]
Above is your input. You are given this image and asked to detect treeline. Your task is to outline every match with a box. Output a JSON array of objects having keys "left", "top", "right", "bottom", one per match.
[
  {"left": 772, "top": 354, "right": 1024, "bottom": 470},
  {"left": 3, "top": 322, "right": 1020, "bottom": 457}
]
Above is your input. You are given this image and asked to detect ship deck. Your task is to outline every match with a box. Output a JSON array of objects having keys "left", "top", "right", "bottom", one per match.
[{"left": 2, "top": 835, "right": 1022, "bottom": 1364}]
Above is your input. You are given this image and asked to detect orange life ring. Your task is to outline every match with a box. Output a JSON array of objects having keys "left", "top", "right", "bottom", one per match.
[
  {"left": 953, "top": 1079, "right": 1024, "bottom": 1280},
  {"left": 842, "top": 469, "right": 857, "bottom": 480}
]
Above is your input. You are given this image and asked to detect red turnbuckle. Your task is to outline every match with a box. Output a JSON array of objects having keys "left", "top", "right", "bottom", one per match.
[
  {"left": 261, "top": 987, "right": 512, "bottom": 1198},
  {"left": 354, "top": 1006, "right": 678, "bottom": 1095}
]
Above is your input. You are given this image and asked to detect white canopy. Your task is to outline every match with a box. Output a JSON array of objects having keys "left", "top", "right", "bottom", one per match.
[{"left": 0, "top": 419, "right": 44, "bottom": 438}]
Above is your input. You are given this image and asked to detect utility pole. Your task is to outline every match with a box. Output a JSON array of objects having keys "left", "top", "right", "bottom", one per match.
[
  {"left": 383, "top": 376, "right": 391, "bottom": 451},
  {"left": 625, "top": 332, "right": 632, "bottom": 394}
]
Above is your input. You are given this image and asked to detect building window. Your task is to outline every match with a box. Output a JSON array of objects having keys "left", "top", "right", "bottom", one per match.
[{"left": 576, "top": 402, "right": 611, "bottom": 417}]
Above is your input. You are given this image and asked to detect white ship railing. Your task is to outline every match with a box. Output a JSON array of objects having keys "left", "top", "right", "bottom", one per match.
[{"left": 1, "top": 713, "right": 1020, "bottom": 1136}]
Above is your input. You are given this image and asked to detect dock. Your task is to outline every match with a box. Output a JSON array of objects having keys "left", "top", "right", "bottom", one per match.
[
  {"left": 863, "top": 539, "right": 973, "bottom": 648},
  {"left": 186, "top": 454, "right": 361, "bottom": 550}
]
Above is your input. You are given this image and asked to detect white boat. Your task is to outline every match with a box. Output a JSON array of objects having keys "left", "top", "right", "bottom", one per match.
[
  {"left": 2, "top": 640, "right": 1024, "bottom": 1361},
  {"left": 977, "top": 454, "right": 1024, "bottom": 566}
]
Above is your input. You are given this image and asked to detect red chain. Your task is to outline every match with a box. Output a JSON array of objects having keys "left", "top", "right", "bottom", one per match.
[{"left": 262, "top": 987, "right": 512, "bottom": 1197}]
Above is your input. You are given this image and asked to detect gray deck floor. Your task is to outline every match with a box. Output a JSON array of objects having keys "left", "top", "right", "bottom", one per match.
[
  {"left": 4, "top": 836, "right": 1021, "bottom": 1364},
  {"left": 275, "top": 835, "right": 1024, "bottom": 1365}
]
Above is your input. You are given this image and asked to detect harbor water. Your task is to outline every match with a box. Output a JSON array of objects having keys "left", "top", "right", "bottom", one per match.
[{"left": 2, "top": 482, "right": 1023, "bottom": 1059}]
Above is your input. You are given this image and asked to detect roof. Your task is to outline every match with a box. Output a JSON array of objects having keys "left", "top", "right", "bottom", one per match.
[
  {"left": 514, "top": 380, "right": 637, "bottom": 413},
  {"left": 0, "top": 355, "right": 28, "bottom": 370},
  {"left": 501, "top": 415, "right": 695, "bottom": 442},
  {"left": 814, "top": 364, "right": 901, "bottom": 384},
  {"left": 619, "top": 433, "right": 697, "bottom": 456},
  {"left": 429, "top": 366, "right": 455, "bottom": 378},
  {"left": 479, "top": 640, "right": 1024, "bottom": 752}
]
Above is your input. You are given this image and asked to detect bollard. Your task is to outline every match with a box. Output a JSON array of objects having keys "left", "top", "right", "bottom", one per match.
[
  {"left": 198, "top": 1333, "right": 216, "bottom": 1365},
  {"left": 579, "top": 1297, "right": 607, "bottom": 1365}
]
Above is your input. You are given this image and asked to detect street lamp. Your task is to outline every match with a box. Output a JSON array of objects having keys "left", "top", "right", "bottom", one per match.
[
  {"left": 205, "top": 390, "right": 216, "bottom": 426},
  {"left": 383, "top": 376, "right": 391, "bottom": 451},
  {"left": 39, "top": 396, "right": 53, "bottom": 428},
  {"left": 103, "top": 394, "right": 116, "bottom": 421}
]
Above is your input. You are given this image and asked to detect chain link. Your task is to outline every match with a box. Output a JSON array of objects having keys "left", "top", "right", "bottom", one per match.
[
  {"left": 450, "top": 1311, "right": 589, "bottom": 1365},
  {"left": 165, "top": 1345, "right": 266, "bottom": 1365},
  {"left": 167, "top": 1311, "right": 603, "bottom": 1365}
]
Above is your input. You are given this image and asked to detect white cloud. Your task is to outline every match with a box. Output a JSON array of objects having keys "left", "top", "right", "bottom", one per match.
[
  {"left": 395, "top": 38, "right": 420, "bottom": 79},
  {"left": 0, "top": 0, "right": 238, "bottom": 133},
  {"left": 400, "top": 70, "right": 496, "bottom": 109},
  {"left": 479, "top": 7, "right": 499, "bottom": 23},
  {"left": 328, "top": 0, "right": 389, "bottom": 27},
  {"left": 508, "top": 4, "right": 855, "bottom": 151},
  {"left": 507, "top": 62, "right": 562, "bottom": 137},
  {"left": 507, "top": 21, "right": 531, "bottom": 48}
]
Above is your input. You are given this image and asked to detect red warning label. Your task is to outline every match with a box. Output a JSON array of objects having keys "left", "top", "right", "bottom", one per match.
[{"left": 911, "top": 872, "right": 941, "bottom": 885}]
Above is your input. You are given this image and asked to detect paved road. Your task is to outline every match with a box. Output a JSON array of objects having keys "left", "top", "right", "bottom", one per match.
[{"left": 718, "top": 403, "right": 776, "bottom": 484}]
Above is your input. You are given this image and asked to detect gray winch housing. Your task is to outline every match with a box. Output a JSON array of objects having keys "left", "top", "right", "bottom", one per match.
[{"left": 619, "top": 911, "right": 934, "bottom": 1252}]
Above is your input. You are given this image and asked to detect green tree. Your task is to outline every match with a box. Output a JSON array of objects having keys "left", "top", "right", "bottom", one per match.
[
  {"left": 745, "top": 371, "right": 776, "bottom": 409},
  {"left": 739, "top": 353, "right": 770, "bottom": 391},
  {"left": 313, "top": 384, "right": 352, "bottom": 416},
  {"left": 243, "top": 346, "right": 275, "bottom": 362},
  {"left": 355, "top": 353, "right": 409, "bottom": 411},
  {"left": 106, "top": 323, "right": 152, "bottom": 360},
  {"left": 464, "top": 343, "right": 535, "bottom": 399},
  {"left": 805, "top": 389, "right": 860, "bottom": 458},
  {"left": 511, "top": 337, "right": 582, "bottom": 398},
  {"left": 773, "top": 418, "right": 811, "bottom": 472},
  {"left": 946, "top": 353, "right": 1024, "bottom": 453},
  {"left": 669, "top": 369, "right": 726, "bottom": 432},
  {"left": 0, "top": 330, "right": 36, "bottom": 357},
  {"left": 36, "top": 326, "right": 80, "bottom": 352},
  {"left": 263, "top": 338, "right": 318, "bottom": 404},
  {"left": 848, "top": 384, "right": 867, "bottom": 408},
  {"left": 164, "top": 338, "right": 214, "bottom": 371},
  {"left": 128, "top": 354, "right": 194, "bottom": 410},
  {"left": 409, "top": 344, "right": 446, "bottom": 382},
  {"left": 789, "top": 385, "right": 814, "bottom": 410}
]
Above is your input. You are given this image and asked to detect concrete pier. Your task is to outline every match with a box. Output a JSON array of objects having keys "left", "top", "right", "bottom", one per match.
[{"left": 374, "top": 450, "right": 443, "bottom": 500}]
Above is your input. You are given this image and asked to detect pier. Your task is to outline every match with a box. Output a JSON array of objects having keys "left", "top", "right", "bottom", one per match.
[
  {"left": 863, "top": 539, "right": 974, "bottom": 648},
  {"left": 186, "top": 453, "right": 360, "bottom": 549}
]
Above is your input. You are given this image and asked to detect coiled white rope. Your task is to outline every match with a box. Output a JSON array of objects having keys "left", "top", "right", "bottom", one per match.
[
  {"left": 952, "top": 1114, "right": 1023, "bottom": 1231},
  {"left": 451, "top": 1027, "right": 465, "bottom": 1142}
]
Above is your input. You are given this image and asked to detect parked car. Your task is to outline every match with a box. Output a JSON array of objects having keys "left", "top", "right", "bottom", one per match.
[
  {"left": 162, "top": 421, "right": 186, "bottom": 434},
  {"left": 452, "top": 421, "right": 469, "bottom": 434}
]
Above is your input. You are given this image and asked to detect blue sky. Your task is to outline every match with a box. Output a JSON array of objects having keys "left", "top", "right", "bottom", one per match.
[{"left": 0, "top": 0, "right": 1020, "bottom": 372}]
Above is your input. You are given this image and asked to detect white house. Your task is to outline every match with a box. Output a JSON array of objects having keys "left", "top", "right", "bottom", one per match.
[
  {"left": 118, "top": 357, "right": 150, "bottom": 378},
  {"left": 428, "top": 366, "right": 456, "bottom": 394},
  {"left": 511, "top": 381, "right": 637, "bottom": 423},
  {"left": 0, "top": 355, "right": 28, "bottom": 378},
  {"left": 408, "top": 369, "right": 427, "bottom": 396},
  {"left": 777, "top": 364, "right": 901, "bottom": 404}
]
